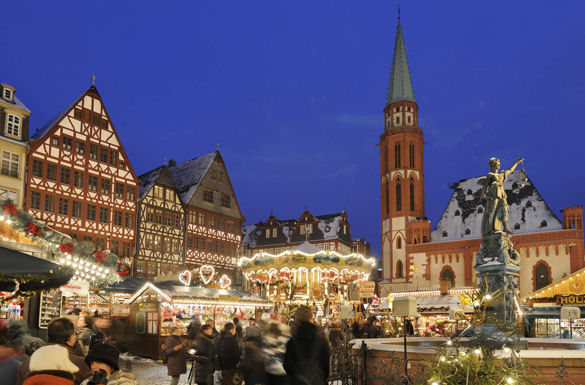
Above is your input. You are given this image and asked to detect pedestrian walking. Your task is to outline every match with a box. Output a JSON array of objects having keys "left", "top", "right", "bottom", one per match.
[
  {"left": 164, "top": 327, "right": 187, "bottom": 385},
  {"left": 16, "top": 318, "right": 91, "bottom": 385},
  {"left": 81, "top": 343, "right": 136, "bottom": 385},
  {"left": 262, "top": 322, "right": 290, "bottom": 385},
  {"left": 7, "top": 319, "right": 44, "bottom": 356},
  {"left": 193, "top": 325, "right": 215, "bottom": 385},
  {"left": 76, "top": 313, "right": 96, "bottom": 356},
  {"left": 240, "top": 332, "right": 265, "bottom": 385},
  {"left": 206, "top": 319, "right": 220, "bottom": 338},
  {"left": 284, "top": 307, "right": 330, "bottom": 385},
  {"left": 213, "top": 323, "right": 240, "bottom": 385},
  {"left": 245, "top": 319, "right": 261, "bottom": 339}
]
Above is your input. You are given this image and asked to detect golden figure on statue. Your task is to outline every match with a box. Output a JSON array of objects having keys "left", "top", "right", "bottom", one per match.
[{"left": 480, "top": 157, "right": 524, "bottom": 237}]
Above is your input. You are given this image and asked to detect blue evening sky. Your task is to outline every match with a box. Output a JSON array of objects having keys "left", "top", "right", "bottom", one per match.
[{"left": 2, "top": 1, "right": 585, "bottom": 258}]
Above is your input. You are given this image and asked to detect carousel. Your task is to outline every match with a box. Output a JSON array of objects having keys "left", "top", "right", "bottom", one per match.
[{"left": 239, "top": 242, "right": 376, "bottom": 304}]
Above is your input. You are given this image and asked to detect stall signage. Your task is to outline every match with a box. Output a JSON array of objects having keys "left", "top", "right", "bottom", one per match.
[
  {"left": 61, "top": 281, "right": 89, "bottom": 296},
  {"left": 556, "top": 294, "right": 585, "bottom": 305},
  {"left": 357, "top": 281, "right": 376, "bottom": 298},
  {"left": 138, "top": 302, "right": 158, "bottom": 312}
]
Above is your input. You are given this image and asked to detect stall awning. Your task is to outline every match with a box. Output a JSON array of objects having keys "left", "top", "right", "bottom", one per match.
[
  {"left": 0, "top": 246, "right": 74, "bottom": 291},
  {"left": 100, "top": 277, "right": 147, "bottom": 293}
]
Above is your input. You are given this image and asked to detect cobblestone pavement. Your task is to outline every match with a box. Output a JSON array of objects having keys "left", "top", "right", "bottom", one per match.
[{"left": 122, "top": 354, "right": 195, "bottom": 385}]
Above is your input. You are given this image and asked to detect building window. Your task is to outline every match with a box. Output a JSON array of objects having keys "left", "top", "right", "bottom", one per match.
[
  {"left": 82, "top": 235, "right": 93, "bottom": 243},
  {"left": 47, "top": 164, "right": 57, "bottom": 181},
  {"left": 73, "top": 171, "right": 84, "bottom": 188},
  {"left": 122, "top": 242, "right": 130, "bottom": 258},
  {"left": 62, "top": 137, "right": 72, "bottom": 151},
  {"left": 60, "top": 167, "right": 71, "bottom": 184},
  {"left": 1, "top": 151, "right": 19, "bottom": 178},
  {"left": 395, "top": 181, "right": 402, "bottom": 211},
  {"left": 135, "top": 261, "right": 145, "bottom": 274},
  {"left": 109, "top": 150, "right": 118, "bottom": 166},
  {"left": 44, "top": 195, "right": 55, "bottom": 213},
  {"left": 58, "top": 198, "right": 69, "bottom": 215},
  {"left": 6, "top": 115, "right": 20, "bottom": 137},
  {"left": 51, "top": 137, "right": 59, "bottom": 147},
  {"left": 114, "top": 183, "right": 124, "bottom": 199},
  {"left": 221, "top": 193, "right": 230, "bottom": 208},
  {"left": 87, "top": 205, "right": 96, "bottom": 221},
  {"left": 441, "top": 268, "right": 455, "bottom": 288},
  {"left": 75, "top": 141, "right": 85, "bottom": 155},
  {"left": 89, "top": 144, "right": 98, "bottom": 160},
  {"left": 110, "top": 240, "right": 119, "bottom": 256},
  {"left": 125, "top": 213, "right": 133, "bottom": 228},
  {"left": 454, "top": 210, "right": 461, "bottom": 216},
  {"left": 199, "top": 213, "right": 205, "bottom": 226},
  {"left": 100, "top": 148, "right": 108, "bottom": 163},
  {"left": 30, "top": 191, "right": 41, "bottom": 210},
  {"left": 119, "top": 161, "right": 126, "bottom": 170},
  {"left": 514, "top": 223, "right": 521, "bottom": 230},
  {"left": 203, "top": 188, "right": 213, "bottom": 203},
  {"left": 540, "top": 220, "right": 548, "bottom": 228},
  {"left": 396, "top": 260, "right": 403, "bottom": 278},
  {"left": 396, "top": 236, "right": 402, "bottom": 249},
  {"left": 465, "top": 228, "right": 471, "bottom": 235},
  {"left": 88, "top": 175, "right": 98, "bottom": 192},
  {"left": 3, "top": 88, "right": 12, "bottom": 100},
  {"left": 165, "top": 188, "right": 174, "bottom": 202},
  {"left": 394, "top": 143, "right": 401, "bottom": 168},
  {"left": 95, "top": 238, "right": 105, "bottom": 250},
  {"left": 442, "top": 231, "right": 448, "bottom": 237},
  {"left": 126, "top": 187, "right": 135, "bottom": 201},
  {"left": 154, "top": 209, "right": 163, "bottom": 224},
  {"left": 114, "top": 210, "right": 123, "bottom": 226},
  {"left": 32, "top": 159, "right": 43, "bottom": 178},
  {"left": 409, "top": 143, "right": 415, "bottom": 168},
  {"left": 154, "top": 185, "right": 164, "bottom": 200},
  {"left": 72, "top": 201, "right": 81, "bottom": 218},
  {"left": 266, "top": 229, "right": 270, "bottom": 238},
  {"left": 409, "top": 179, "right": 415, "bottom": 211},
  {"left": 99, "top": 207, "right": 109, "bottom": 223},
  {"left": 101, "top": 179, "right": 111, "bottom": 195}
]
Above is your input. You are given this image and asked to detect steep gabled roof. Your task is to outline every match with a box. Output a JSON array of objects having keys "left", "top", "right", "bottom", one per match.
[
  {"left": 138, "top": 166, "right": 164, "bottom": 200},
  {"left": 0, "top": 95, "right": 30, "bottom": 114},
  {"left": 168, "top": 151, "right": 217, "bottom": 204},
  {"left": 431, "top": 170, "right": 562, "bottom": 242},
  {"left": 386, "top": 22, "right": 416, "bottom": 106}
]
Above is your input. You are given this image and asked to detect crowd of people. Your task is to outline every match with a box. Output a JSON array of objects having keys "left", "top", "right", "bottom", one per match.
[{"left": 0, "top": 306, "right": 350, "bottom": 385}]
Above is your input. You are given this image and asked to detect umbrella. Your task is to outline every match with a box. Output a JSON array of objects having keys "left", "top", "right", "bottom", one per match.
[{"left": 0, "top": 246, "right": 73, "bottom": 291}]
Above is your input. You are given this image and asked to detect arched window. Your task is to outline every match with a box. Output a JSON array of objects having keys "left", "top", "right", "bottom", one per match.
[
  {"left": 409, "top": 143, "right": 415, "bottom": 168},
  {"left": 442, "top": 231, "right": 448, "bottom": 238},
  {"left": 534, "top": 263, "right": 550, "bottom": 290},
  {"left": 407, "top": 116, "right": 412, "bottom": 124},
  {"left": 441, "top": 268, "right": 455, "bottom": 288},
  {"left": 395, "top": 181, "right": 402, "bottom": 212},
  {"left": 409, "top": 179, "right": 415, "bottom": 211},
  {"left": 395, "top": 144, "right": 401, "bottom": 168},
  {"left": 385, "top": 180, "right": 389, "bottom": 215},
  {"left": 454, "top": 210, "right": 461, "bottom": 216},
  {"left": 465, "top": 228, "right": 471, "bottom": 235},
  {"left": 396, "top": 260, "right": 404, "bottom": 278},
  {"left": 396, "top": 236, "right": 402, "bottom": 249}
]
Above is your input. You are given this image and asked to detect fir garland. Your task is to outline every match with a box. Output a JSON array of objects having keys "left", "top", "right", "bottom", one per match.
[{"left": 0, "top": 199, "right": 122, "bottom": 286}]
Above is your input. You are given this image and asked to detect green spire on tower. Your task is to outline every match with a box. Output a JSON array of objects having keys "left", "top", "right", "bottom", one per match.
[{"left": 386, "top": 20, "right": 416, "bottom": 106}]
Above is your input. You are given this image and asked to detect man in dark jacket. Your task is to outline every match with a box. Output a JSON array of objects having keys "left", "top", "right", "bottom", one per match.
[
  {"left": 16, "top": 317, "right": 91, "bottom": 385},
  {"left": 165, "top": 327, "right": 186, "bottom": 385},
  {"left": 194, "top": 325, "right": 215, "bottom": 385},
  {"left": 284, "top": 307, "right": 330, "bottom": 385},
  {"left": 213, "top": 323, "right": 240, "bottom": 385}
]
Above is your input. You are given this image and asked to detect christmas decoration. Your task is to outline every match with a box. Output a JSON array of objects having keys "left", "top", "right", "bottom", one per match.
[
  {"left": 2, "top": 201, "right": 17, "bottom": 216},
  {"left": 219, "top": 274, "right": 232, "bottom": 289},
  {"left": 59, "top": 242, "right": 74, "bottom": 254},
  {"left": 179, "top": 270, "right": 192, "bottom": 286},
  {"left": 93, "top": 250, "right": 105, "bottom": 263},
  {"left": 25, "top": 223, "right": 41, "bottom": 236},
  {"left": 199, "top": 265, "right": 215, "bottom": 285},
  {"left": 116, "top": 263, "right": 131, "bottom": 277}
]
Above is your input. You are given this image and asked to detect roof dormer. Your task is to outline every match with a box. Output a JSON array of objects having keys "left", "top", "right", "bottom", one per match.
[{"left": 1, "top": 84, "right": 15, "bottom": 103}]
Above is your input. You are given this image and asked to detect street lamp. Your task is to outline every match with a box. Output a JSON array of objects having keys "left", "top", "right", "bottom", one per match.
[{"left": 393, "top": 296, "right": 418, "bottom": 385}]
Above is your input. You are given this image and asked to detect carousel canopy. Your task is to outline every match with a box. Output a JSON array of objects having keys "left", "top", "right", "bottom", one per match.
[{"left": 0, "top": 246, "right": 74, "bottom": 291}]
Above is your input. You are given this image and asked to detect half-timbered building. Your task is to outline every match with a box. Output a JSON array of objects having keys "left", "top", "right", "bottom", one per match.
[
  {"left": 25, "top": 85, "right": 139, "bottom": 260},
  {"left": 135, "top": 165, "right": 185, "bottom": 279}
]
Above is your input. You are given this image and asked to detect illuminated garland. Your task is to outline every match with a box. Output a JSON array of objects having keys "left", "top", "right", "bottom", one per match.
[{"left": 0, "top": 199, "right": 121, "bottom": 285}]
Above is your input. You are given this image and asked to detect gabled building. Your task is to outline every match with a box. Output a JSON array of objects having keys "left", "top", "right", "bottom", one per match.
[
  {"left": 241, "top": 209, "right": 360, "bottom": 257},
  {"left": 135, "top": 165, "right": 185, "bottom": 278},
  {"left": 379, "top": 19, "right": 584, "bottom": 298},
  {"left": 25, "top": 84, "right": 139, "bottom": 260},
  {"left": 0, "top": 84, "right": 31, "bottom": 208},
  {"left": 134, "top": 151, "right": 245, "bottom": 280}
]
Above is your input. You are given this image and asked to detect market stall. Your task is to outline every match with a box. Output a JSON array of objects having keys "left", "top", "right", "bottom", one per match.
[
  {"left": 126, "top": 281, "right": 272, "bottom": 359},
  {"left": 239, "top": 242, "right": 376, "bottom": 320}
]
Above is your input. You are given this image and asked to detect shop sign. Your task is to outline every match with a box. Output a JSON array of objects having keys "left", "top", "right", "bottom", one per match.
[
  {"left": 357, "top": 281, "right": 376, "bottom": 298},
  {"left": 138, "top": 302, "right": 158, "bottom": 312},
  {"left": 556, "top": 295, "right": 585, "bottom": 306},
  {"left": 61, "top": 281, "right": 89, "bottom": 296}
]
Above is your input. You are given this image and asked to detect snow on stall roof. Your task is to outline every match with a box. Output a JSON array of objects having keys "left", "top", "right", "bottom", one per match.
[
  {"left": 169, "top": 152, "right": 217, "bottom": 203},
  {"left": 431, "top": 170, "right": 562, "bottom": 242},
  {"left": 138, "top": 166, "right": 164, "bottom": 200},
  {"left": 293, "top": 242, "right": 323, "bottom": 254}
]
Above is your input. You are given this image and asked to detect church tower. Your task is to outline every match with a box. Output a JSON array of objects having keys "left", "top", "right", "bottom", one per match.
[{"left": 380, "top": 18, "right": 427, "bottom": 282}]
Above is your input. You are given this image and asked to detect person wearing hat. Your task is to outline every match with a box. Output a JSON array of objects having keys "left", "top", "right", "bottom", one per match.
[{"left": 81, "top": 343, "right": 136, "bottom": 385}]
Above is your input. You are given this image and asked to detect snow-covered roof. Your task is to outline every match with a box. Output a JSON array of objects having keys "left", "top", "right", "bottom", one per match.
[
  {"left": 138, "top": 166, "right": 164, "bottom": 200},
  {"left": 169, "top": 152, "right": 217, "bottom": 204},
  {"left": 293, "top": 242, "right": 323, "bottom": 254},
  {"left": 242, "top": 224, "right": 258, "bottom": 248},
  {"left": 0, "top": 95, "right": 30, "bottom": 113},
  {"left": 431, "top": 170, "right": 562, "bottom": 242}
]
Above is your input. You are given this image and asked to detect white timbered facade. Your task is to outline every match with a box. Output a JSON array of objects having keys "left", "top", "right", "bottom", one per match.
[{"left": 25, "top": 85, "right": 138, "bottom": 259}]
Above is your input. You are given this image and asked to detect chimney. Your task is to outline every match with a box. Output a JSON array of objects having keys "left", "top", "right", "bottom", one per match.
[{"left": 168, "top": 159, "right": 177, "bottom": 167}]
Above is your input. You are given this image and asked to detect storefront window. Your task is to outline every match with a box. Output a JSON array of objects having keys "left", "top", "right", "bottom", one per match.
[{"left": 535, "top": 318, "right": 560, "bottom": 338}]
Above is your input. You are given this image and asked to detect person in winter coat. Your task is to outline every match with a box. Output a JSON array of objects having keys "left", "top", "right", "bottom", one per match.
[
  {"left": 241, "top": 335, "right": 265, "bottom": 385},
  {"left": 21, "top": 344, "right": 81, "bottom": 385},
  {"left": 213, "top": 323, "right": 240, "bottom": 385},
  {"left": 17, "top": 318, "right": 91, "bottom": 385},
  {"left": 7, "top": 320, "right": 44, "bottom": 356},
  {"left": 76, "top": 314, "right": 96, "bottom": 356},
  {"left": 262, "top": 322, "right": 290, "bottom": 385},
  {"left": 164, "top": 327, "right": 186, "bottom": 385},
  {"left": 245, "top": 319, "right": 262, "bottom": 339},
  {"left": 1, "top": 336, "right": 24, "bottom": 385},
  {"left": 284, "top": 307, "right": 330, "bottom": 385},
  {"left": 80, "top": 343, "right": 136, "bottom": 385},
  {"left": 193, "top": 325, "right": 215, "bottom": 385}
]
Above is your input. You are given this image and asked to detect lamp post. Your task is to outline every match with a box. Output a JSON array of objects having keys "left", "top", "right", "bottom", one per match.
[{"left": 393, "top": 296, "right": 417, "bottom": 385}]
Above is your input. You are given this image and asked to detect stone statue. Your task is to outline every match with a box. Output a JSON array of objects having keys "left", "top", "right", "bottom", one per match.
[{"left": 479, "top": 157, "right": 524, "bottom": 237}]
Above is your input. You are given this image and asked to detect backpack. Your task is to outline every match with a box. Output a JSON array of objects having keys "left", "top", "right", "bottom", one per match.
[{"left": 292, "top": 338, "right": 325, "bottom": 385}]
